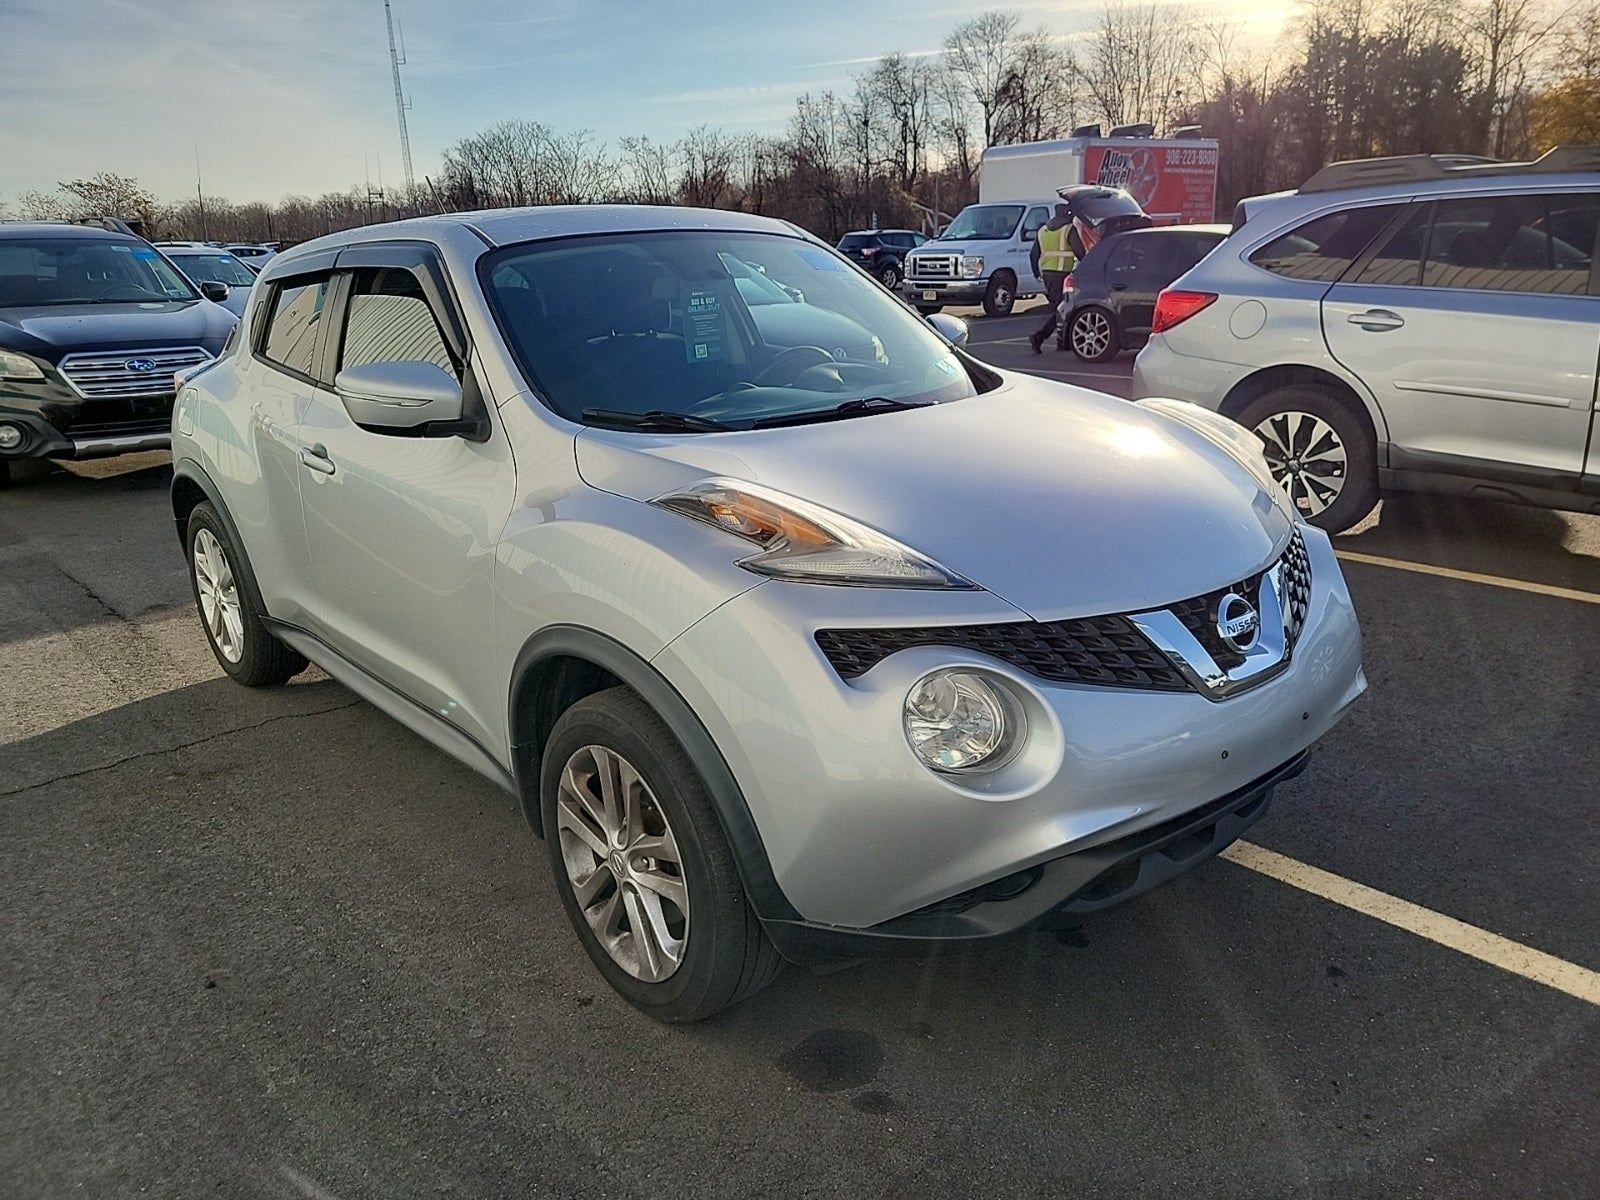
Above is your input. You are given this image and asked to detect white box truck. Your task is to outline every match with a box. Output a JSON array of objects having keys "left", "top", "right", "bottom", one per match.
[{"left": 902, "top": 129, "right": 1220, "bottom": 316}]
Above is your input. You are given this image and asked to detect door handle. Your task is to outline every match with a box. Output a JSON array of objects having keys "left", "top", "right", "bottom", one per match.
[
  {"left": 299, "top": 444, "right": 336, "bottom": 476},
  {"left": 1348, "top": 308, "right": 1405, "bottom": 332},
  {"left": 1110, "top": 282, "right": 1128, "bottom": 291}
]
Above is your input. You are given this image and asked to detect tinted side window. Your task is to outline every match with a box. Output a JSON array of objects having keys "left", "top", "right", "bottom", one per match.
[
  {"left": 1022, "top": 206, "right": 1050, "bottom": 241},
  {"left": 1422, "top": 194, "right": 1598, "bottom": 295},
  {"left": 339, "top": 267, "right": 457, "bottom": 378},
  {"left": 1354, "top": 205, "right": 1429, "bottom": 286},
  {"left": 259, "top": 274, "right": 330, "bottom": 377},
  {"left": 1250, "top": 205, "right": 1401, "bottom": 282}
]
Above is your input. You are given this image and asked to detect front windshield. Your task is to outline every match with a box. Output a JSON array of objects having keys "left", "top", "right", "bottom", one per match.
[
  {"left": 168, "top": 251, "right": 257, "bottom": 287},
  {"left": 483, "top": 230, "right": 986, "bottom": 429},
  {"left": 0, "top": 237, "right": 198, "bottom": 306},
  {"left": 939, "top": 205, "right": 1023, "bottom": 241}
]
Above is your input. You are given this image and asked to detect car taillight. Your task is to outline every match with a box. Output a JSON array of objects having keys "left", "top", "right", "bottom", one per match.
[
  {"left": 1062, "top": 273, "right": 1074, "bottom": 290},
  {"left": 1152, "top": 289, "right": 1217, "bottom": 333},
  {"left": 860, "top": 246, "right": 878, "bottom": 256}
]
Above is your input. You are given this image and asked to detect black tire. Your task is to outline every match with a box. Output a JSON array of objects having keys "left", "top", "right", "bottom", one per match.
[
  {"left": 915, "top": 303, "right": 943, "bottom": 315},
  {"left": 185, "top": 502, "right": 307, "bottom": 686},
  {"left": 1236, "top": 384, "right": 1379, "bottom": 534},
  {"left": 877, "top": 262, "right": 901, "bottom": 289},
  {"left": 981, "top": 271, "right": 1016, "bottom": 317},
  {"left": 1067, "top": 305, "right": 1120, "bottom": 362},
  {"left": 540, "top": 687, "right": 784, "bottom": 1022}
]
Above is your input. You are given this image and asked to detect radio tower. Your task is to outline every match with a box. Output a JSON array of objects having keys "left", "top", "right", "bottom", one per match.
[{"left": 383, "top": 0, "right": 415, "bottom": 193}]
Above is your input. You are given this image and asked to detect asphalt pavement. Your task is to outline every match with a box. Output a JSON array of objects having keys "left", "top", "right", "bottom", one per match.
[{"left": 2, "top": 332, "right": 1597, "bottom": 1198}]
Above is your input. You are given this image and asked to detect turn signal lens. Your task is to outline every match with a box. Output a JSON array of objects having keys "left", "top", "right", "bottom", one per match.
[
  {"left": 1151, "top": 289, "right": 1217, "bottom": 333},
  {"left": 653, "top": 477, "right": 975, "bottom": 589}
]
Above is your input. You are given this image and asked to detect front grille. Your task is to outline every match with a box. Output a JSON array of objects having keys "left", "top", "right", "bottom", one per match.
[
  {"left": 815, "top": 615, "right": 1191, "bottom": 692},
  {"left": 906, "top": 254, "right": 958, "bottom": 280},
  {"left": 58, "top": 347, "right": 211, "bottom": 400},
  {"left": 57, "top": 416, "right": 171, "bottom": 437},
  {"left": 815, "top": 529, "right": 1313, "bottom": 696}
]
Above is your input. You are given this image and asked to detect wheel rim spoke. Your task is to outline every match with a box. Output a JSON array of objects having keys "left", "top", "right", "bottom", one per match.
[
  {"left": 555, "top": 743, "right": 691, "bottom": 983},
  {"left": 193, "top": 529, "right": 244, "bottom": 663}
]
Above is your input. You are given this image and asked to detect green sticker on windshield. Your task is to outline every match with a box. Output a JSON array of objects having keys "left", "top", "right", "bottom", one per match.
[{"left": 683, "top": 287, "right": 725, "bottom": 363}]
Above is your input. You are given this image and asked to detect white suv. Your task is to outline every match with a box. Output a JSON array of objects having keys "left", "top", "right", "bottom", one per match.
[
  {"left": 1132, "top": 148, "right": 1600, "bottom": 531},
  {"left": 170, "top": 206, "right": 1364, "bottom": 1019}
]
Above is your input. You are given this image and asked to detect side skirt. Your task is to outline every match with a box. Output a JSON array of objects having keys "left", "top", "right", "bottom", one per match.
[{"left": 263, "top": 618, "right": 517, "bottom": 796}]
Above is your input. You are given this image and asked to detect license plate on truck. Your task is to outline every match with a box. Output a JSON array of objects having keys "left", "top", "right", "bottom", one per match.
[{"left": 922, "top": 290, "right": 938, "bottom": 301}]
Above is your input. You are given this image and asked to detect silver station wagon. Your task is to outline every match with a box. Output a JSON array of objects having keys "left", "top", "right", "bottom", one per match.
[{"left": 171, "top": 206, "right": 1365, "bottom": 1020}]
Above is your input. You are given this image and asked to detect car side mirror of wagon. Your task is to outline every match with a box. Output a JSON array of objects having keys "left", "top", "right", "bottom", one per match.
[{"left": 335, "top": 360, "right": 464, "bottom": 433}]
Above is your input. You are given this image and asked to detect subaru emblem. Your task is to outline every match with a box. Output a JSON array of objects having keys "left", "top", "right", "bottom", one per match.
[
  {"left": 125, "top": 357, "right": 158, "bottom": 373},
  {"left": 1215, "top": 592, "right": 1260, "bottom": 654}
]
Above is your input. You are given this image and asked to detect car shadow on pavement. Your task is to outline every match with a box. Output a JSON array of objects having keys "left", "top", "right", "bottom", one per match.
[{"left": 1337, "top": 492, "right": 1600, "bottom": 593}]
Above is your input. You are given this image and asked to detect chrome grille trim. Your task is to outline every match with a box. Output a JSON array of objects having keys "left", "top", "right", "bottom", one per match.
[
  {"left": 905, "top": 253, "right": 959, "bottom": 280},
  {"left": 58, "top": 347, "right": 212, "bottom": 400}
]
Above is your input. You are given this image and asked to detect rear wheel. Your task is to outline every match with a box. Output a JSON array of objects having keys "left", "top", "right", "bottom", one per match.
[
  {"left": 541, "top": 687, "right": 784, "bottom": 1022},
  {"left": 1237, "top": 384, "right": 1378, "bottom": 533},
  {"left": 877, "top": 262, "right": 901, "bottom": 289},
  {"left": 982, "top": 272, "right": 1016, "bottom": 317},
  {"left": 186, "top": 502, "right": 307, "bottom": 685},
  {"left": 1068, "top": 306, "right": 1119, "bottom": 362}
]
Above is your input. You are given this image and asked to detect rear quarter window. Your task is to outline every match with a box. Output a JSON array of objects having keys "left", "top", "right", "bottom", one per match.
[{"left": 1250, "top": 206, "right": 1402, "bottom": 282}]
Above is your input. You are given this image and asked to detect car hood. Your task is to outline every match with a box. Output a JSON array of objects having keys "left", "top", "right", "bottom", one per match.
[
  {"left": 574, "top": 373, "right": 1293, "bottom": 620},
  {"left": 908, "top": 239, "right": 996, "bottom": 255},
  {"left": 0, "top": 300, "right": 235, "bottom": 360}
]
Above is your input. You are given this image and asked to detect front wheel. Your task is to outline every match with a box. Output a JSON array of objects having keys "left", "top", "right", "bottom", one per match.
[
  {"left": 541, "top": 687, "right": 784, "bottom": 1022},
  {"left": 186, "top": 502, "right": 307, "bottom": 685},
  {"left": 981, "top": 272, "right": 1016, "bottom": 317},
  {"left": 1237, "top": 385, "right": 1379, "bottom": 533}
]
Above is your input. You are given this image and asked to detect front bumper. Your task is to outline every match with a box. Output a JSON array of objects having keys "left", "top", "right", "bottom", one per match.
[
  {"left": 653, "top": 524, "right": 1364, "bottom": 932},
  {"left": 0, "top": 407, "right": 170, "bottom": 459},
  {"left": 902, "top": 279, "right": 988, "bottom": 303}
]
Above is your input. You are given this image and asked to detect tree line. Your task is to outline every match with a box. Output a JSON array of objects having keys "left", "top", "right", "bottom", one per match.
[{"left": 10, "top": 0, "right": 1600, "bottom": 246}]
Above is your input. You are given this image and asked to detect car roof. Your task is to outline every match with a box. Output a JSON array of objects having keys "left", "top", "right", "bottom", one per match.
[
  {"left": 1123, "top": 223, "right": 1231, "bottom": 237},
  {"left": 0, "top": 221, "right": 136, "bottom": 242}
]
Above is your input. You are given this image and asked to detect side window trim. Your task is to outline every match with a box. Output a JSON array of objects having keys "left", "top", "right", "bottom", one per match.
[{"left": 1342, "top": 201, "right": 1431, "bottom": 287}]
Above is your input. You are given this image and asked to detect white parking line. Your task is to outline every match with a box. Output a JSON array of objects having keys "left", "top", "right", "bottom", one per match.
[
  {"left": 1336, "top": 550, "right": 1600, "bottom": 605},
  {"left": 1222, "top": 841, "right": 1600, "bottom": 1006}
]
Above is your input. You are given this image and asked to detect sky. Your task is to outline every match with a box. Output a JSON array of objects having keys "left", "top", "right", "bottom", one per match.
[{"left": 2, "top": 0, "right": 1290, "bottom": 205}]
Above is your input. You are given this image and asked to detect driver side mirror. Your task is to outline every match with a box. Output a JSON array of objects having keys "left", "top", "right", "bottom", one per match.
[
  {"left": 925, "top": 312, "right": 969, "bottom": 350},
  {"left": 199, "top": 280, "right": 230, "bottom": 302},
  {"left": 335, "top": 360, "right": 463, "bottom": 432}
]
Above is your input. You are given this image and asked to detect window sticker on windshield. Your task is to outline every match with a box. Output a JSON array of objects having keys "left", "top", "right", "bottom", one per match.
[
  {"left": 130, "top": 247, "right": 161, "bottom": 260},
  {"left": 795, "top": 249, "right": 845, "bottom": 272},
  {"left": 934, "top": 355, "right": 960, "bottom": 377},
  {"left": 683, "top": 287, "right": 725, "bottom": 363}
]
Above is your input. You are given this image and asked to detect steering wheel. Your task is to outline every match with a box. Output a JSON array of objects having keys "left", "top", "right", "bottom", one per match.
[
  {"left": 94, "top": 283, "right": 157, "bottom": 301},
  {"left": 751, "top": 345, "right": 835, "bottom": 388}
]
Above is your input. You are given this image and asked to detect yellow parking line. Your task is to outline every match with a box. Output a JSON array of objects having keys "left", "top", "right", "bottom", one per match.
[
  {"left": 1336, "top": 550, "right": 1600, "bottom": 605},
  {"left": 1222, "top": 841, "right": 1600, "bottom": 1006}
]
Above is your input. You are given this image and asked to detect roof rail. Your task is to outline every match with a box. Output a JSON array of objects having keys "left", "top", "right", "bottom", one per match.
[{"left": 1301, "top": 145, "right": 1600, "bottom": 193}]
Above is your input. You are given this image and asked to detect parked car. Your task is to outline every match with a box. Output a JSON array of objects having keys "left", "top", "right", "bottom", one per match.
[
  {"left": 0, "top": 222, "right": 236, "bottom": 487},
  {"left": 171, "top": 206, "right": 1364, "bottom": 1020},
  {"left": 1133, "top": 147, "right": 1600, "bottom": 531},
  {"left": 1057, "top": 224, "right": 1229, "bottom": 361},
  {"left": 836, "top": 229, "right": 927, "bottom": 290},
  {"left": 225, "top": 243, "right": 277, "bottom": 270},
  {"left": 159, "top": 247, "right": 258, "bottom": 317}
]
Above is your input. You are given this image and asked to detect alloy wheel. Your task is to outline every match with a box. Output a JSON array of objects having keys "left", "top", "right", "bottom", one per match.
[
  {"left": 193, "top": 527, "right": 244, "bottom": 663},
  {"left": 555, "top": 744, "right": 690, "bottom": 983},
  {"left": 1071, "top": 310, "right": 1112, "bottom": 359},
  {"left": 879, "top": 265, "right": 900, "bottom": 289},
  {"left": 1253, "top": 410, "right": 1348, "bottom": 518}
]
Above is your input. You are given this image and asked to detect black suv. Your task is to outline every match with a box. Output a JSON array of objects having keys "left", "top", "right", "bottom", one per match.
[
  {"left": 836, "top": 229, "right": 927, "bottom": 289},
  {"left": 0, "top": 223, "right": 237, "bottom": 486},
  {"left": 1057, "top": 224, "right": 1228, "bottom": 361}
]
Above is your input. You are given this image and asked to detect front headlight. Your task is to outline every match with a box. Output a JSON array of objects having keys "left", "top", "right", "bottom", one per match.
[
  {"left": 1137, "top": 397, "right": 1284, "bottom": 502},
  {"left": 961, "top": 256, "right": 985, "bottom": 279},
  {"left": 0, "top": 349, "right": 46, "bottom": 381},
  {"left": 904, "top": 670, "right": 1022, "bottom": 771},
  {"left": 653, "top": 477, "right": 976, "bottom": 589}
]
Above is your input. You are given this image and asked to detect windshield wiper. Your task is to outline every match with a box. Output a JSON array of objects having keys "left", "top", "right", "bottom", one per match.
[
  {"left": 581, "top": 408, "right": 733, "bottom": 433},
  {"left": 752, "top": 396, "right": 933, "bottom": 429}
]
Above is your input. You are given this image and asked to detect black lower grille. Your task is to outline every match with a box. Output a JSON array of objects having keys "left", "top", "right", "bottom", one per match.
[{"left": 815, "top": 615, "right": 1190, "bottom": 692}]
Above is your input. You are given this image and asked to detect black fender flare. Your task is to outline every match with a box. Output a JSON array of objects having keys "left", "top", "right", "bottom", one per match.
[
  {"left": 170, "top": 459, "right": 271, "bottom": 618},
  {"left": 508, "top": 625, "right": 799, "bottom": 922}
]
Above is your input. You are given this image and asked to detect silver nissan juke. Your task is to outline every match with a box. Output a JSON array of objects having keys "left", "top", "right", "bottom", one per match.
[{"left": 170, "top": 206, "right": 1366, "bottom": 1021}]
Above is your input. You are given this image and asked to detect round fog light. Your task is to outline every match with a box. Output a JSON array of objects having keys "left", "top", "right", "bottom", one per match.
[
  {"left": 904, "top": 670, "right": 1019, "bottom": 772},
  {"left": 0, "top": 423, "right": 23, "bottom": 452}
]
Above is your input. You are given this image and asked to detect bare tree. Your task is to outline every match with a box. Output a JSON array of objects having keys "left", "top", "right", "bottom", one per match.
[{"left": 1078, "top": 1, "right": 1203, "bottom": 131}]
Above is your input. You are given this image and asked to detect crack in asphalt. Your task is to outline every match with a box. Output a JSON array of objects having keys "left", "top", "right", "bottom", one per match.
[{"left": 0, "top": 698, "right": 362, "bottom": 800}]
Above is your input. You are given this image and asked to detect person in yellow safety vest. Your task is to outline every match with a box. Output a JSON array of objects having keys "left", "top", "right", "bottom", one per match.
[{"left": 1029, "top": 202, "right": 1078, "bottom": 354}]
